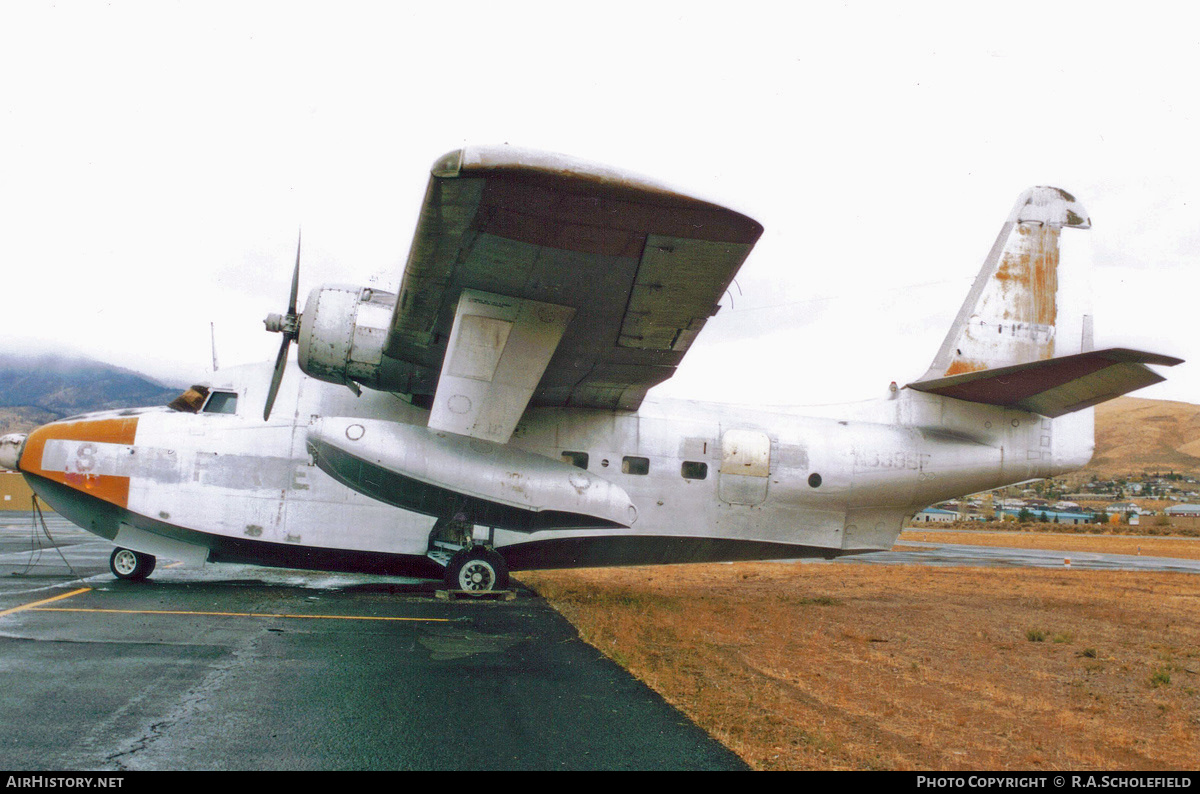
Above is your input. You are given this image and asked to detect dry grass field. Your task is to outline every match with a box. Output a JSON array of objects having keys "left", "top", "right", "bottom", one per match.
[{"left": 519, "top": 559, "right": 1200, "bottom": 771}]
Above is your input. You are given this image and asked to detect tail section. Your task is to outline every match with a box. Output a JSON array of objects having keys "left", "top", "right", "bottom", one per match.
[
  {"left": 909, "top": 187, "right": 1180, "bottom": 418},
  {"left": 923, "top": 186, "right": 1090, "bottom": 380}
]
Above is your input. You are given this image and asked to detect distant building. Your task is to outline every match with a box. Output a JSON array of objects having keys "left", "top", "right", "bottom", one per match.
[
  {"left": 997, "top": 508, "right": 1094, "bottom": 525},
  {"left": 1165, "top": 504, "right": 1200, "bottom": 517},
  {"left": 1162, "top": 504, "right": 1200, "bottom": 529},
  {"left": 913, "top": 508, "right": 957, "bottom": 523},
  {"left": 0, "top": 471, "right": 41, "bottom": 511}
]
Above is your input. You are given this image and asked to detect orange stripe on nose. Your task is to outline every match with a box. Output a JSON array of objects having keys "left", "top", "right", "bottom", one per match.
[{"left": 20, "top": 417, "right": 138, "bottom": 508}]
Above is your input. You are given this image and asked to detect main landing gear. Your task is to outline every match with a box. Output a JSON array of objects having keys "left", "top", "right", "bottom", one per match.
[
  {"left": 109, "top": 547, "right": 157, "bottom": 581},
  {"left": 445, "top": 546, "right": 509, "bottom": 592},
  {"left": 427, "top": 516, "right": 509, "bottom": 592}
]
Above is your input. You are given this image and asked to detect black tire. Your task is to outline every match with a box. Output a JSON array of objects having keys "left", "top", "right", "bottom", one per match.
[
  {"left": 109, "top": 547, "right": 156, "bottom": 581},
  {"left": 444, "top": 547, "right": 509, "bottom": 592}
]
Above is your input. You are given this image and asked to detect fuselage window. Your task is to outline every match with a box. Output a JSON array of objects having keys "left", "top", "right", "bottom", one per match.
[
  {"left": 681, "top": 461, "right": 708, "bottom": 480},
  {"left": 622, "top": 456, "right": 650, "bottom": 475},
  {"left": 561, "top": 451, "right": 589, "bottom": 470},
  {"left": 202, "top": 391, "right": 239, "bottom": 415}
]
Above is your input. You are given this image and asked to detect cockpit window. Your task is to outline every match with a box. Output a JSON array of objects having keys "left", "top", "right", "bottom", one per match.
[
  {"left": 168, "top": 385, "right": 210, "bottom": 413},
  {"left": 203, "top": 391, "right": 239, "bottom": 415},
  {"left": 167, "top": 386, "right": 238, "bottom": 415}
]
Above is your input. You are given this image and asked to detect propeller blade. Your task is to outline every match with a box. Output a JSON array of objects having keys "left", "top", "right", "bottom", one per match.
[
  {"left": 287, "top": 231, "right": 302, "bottom": 316},
  {"left": 263, "top": 335, "right": 291, "bottom": 421}
]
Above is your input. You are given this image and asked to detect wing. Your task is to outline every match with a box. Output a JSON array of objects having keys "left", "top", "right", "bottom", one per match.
[{"left": 382, "top": 146, "right": 763, "bottom": 442}]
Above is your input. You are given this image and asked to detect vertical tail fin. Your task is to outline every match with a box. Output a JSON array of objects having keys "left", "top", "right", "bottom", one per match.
[
  {"left": 908, "top": 186, "right": 1180, "bottom": 431},
  {"left": 921, "top": 187, "right": 1091, "bottom": 381}
]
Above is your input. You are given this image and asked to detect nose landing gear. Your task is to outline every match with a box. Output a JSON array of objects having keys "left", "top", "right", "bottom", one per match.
[{"left": 109, "top": 547, "right": 157, "bottom": 581}]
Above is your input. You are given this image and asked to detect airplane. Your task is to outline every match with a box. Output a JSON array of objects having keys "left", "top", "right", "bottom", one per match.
[{"left": 0, "top": 146, "right": 1183, "bottom": 592}]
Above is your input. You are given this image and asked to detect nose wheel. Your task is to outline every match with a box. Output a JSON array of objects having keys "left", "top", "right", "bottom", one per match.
[
  {"left": 109, "top": 547, "right": 157, "bottom": 581},
  {"left": 445, "top": 547, "right": 509, "bottom": 592}
]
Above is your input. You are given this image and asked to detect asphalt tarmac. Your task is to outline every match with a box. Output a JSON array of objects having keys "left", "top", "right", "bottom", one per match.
[
  {"left": 4, "top": 513, "right": 1197, "bottom": 772},
  {"left": 0, "top": 513, "right": 747, "bottom": 772}
]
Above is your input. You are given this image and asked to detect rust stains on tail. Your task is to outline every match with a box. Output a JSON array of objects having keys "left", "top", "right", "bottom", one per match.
[
  {"left": 939, "top": 220, "right": 1061, "bottom": 377},
  {"left": 994, "top": 223, "right": 1059, "bottom": 328},
  {"left": 919, "top": 187, "right": 1089, "bottom": 384},
  {"left": 944, "top": 359, "right": 989, "bottom": 376}
]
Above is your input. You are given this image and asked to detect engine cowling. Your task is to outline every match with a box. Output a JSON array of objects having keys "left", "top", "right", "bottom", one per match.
[{"left": 296, "top": 285, "right": 433, "bottom": 394}]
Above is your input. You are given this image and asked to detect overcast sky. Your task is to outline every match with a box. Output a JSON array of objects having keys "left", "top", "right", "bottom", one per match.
[{"left": 2, "top": 2, "right": 1197, "bottom": 408}]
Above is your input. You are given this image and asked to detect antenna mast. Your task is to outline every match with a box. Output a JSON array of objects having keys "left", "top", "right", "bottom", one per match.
[{"left": 210, "top": 322, "right": 219, "bottom": 372}]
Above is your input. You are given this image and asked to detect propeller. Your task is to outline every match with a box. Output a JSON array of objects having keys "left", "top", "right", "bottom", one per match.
[{"left": 262, "top": 233, "right": 302, "bottom": 420}]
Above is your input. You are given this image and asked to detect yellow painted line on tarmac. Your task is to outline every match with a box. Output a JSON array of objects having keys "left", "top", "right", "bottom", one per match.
[
  {"left": 0, "top": 587, "right": 93, "bottom": 617},
  {"left": 29, "top": 607, "right": 452, "bottom": 623}
]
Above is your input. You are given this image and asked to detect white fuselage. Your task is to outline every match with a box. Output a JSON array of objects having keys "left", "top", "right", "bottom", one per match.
[{"left": 17, "top": 359, "right": 1091, "bottom": 575}]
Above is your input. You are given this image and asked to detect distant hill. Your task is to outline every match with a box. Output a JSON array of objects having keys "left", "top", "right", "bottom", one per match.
[
  {"left": 1089, "top": 396, "right": 1200, "bottom": 478},
  {"left": 0, "top": 355, "right": 180, "bottom": 431}
]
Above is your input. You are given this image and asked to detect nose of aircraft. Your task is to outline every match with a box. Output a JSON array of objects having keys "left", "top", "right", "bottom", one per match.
[
  {"left": 0, "top": 433, "right": 27, "bottom": 471},
  {"left": 10, "top": 416, "right": 139, "bottom": 509}
]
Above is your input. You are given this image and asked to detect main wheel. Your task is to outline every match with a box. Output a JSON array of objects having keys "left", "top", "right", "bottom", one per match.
[
  {"left": 109, "top": 547, "right": 157, "bottom": 581},
  {"left": 445, "top": 547, "right": 509, "bottom": 592}
]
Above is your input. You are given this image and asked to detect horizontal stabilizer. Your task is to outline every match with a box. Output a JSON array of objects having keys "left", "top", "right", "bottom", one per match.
[{"left": 906, "top": 348, "right": 1183, "bottom": 417}]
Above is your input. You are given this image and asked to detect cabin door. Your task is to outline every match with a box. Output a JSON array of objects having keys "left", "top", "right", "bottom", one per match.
[{"left": 718, "top": 429, "right": 771, "bottom": 505}]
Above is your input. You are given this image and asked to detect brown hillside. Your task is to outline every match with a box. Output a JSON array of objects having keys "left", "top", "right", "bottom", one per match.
[{"left": 1090, "top": 396, "right": 1200, "bottom": 477}]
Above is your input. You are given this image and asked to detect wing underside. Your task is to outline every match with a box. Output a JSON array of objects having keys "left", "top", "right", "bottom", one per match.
[{"left": 382, "top": 147, "right": 763, "bottom": 430}]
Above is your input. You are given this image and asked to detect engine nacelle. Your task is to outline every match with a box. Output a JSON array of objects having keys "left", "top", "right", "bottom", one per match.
[{"left": 297, "top": 285, "right": 426, "bottom": 393}]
